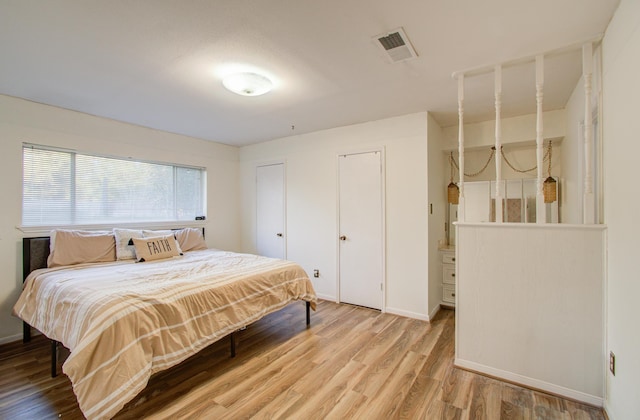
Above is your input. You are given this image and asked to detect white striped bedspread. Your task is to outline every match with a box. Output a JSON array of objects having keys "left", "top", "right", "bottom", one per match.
[{"left": 13, "top": 248, "right": 317, "bottom": 419}]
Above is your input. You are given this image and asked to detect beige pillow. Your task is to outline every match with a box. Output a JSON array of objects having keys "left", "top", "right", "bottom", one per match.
[
  {"left": 132, "top": 235, "right": 182, "bottom": 262},
  {"left": 175, "top": 228, "right": 207, "bottom": 252},
  {"left": 48, "top": 230, "right": 116, "bottom": 267}
]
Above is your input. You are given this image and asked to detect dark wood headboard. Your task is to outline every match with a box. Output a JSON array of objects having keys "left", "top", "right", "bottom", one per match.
[
  {"left": 22, "top": 237, "right": 50, "bottom": 281},
  {"left": 21, "top": 236, "right": 52, "bottom": 345}
]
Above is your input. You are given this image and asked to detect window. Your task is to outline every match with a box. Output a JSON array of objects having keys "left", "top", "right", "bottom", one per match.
[{"left": 22, "top": 144, "right": 205, "bottom": 227}]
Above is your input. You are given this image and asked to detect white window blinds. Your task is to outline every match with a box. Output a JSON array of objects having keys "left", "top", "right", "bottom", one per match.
[{"left": 22, "top": 144, "right": 205, "bottom": 226}]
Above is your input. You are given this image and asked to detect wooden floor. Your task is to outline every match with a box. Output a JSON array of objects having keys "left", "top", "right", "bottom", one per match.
[{"left": 0, "top": 301, "right": 604, "bottom": 419}]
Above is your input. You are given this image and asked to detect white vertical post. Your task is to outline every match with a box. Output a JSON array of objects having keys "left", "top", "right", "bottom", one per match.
[
  {"left": 535, "top": 55, "right": 546, "bottom": 223},
  {"left": 583, "top": 43, "right": 595, "bottom": 224},
  {"left": 494, "top": 65, "right": 503, "bottom": 223},
  {"left": 457, "top": 74, "right": 465, "bottom": 222}
]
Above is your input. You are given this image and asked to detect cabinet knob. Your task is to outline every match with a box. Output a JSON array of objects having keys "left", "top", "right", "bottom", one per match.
[
  {"left": 452, "top": 257, "right": 456, "bottom": 262},
  {"left": 452, "top": 293, "right": 456, "bottom": 297},
  {"left": 451, "top": 273, "right": 455, "bottom": 277},
  {"left": 276, "top": 233, "right": 283, "bottom": 237}
]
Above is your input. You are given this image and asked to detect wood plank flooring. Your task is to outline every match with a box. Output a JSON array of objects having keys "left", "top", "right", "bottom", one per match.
[{"left": 0, "top": 301, "right": 605, "bottom": 419}]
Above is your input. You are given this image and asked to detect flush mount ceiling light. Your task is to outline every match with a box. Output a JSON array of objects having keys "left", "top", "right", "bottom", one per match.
[{"left": 222, "top": 72, "right": 273, "bottom": 96}]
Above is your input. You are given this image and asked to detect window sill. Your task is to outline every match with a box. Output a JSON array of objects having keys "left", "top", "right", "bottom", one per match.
[{"left": 17, "top": 221, "right": 206, "bottom": 236}]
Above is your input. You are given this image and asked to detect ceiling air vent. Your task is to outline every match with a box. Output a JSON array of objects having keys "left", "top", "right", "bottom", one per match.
[{"left": 374, "top": 27, "right": 418, "bottom": 63}]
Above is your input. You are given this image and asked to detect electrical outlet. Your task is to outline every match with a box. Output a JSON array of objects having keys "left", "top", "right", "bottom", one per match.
[
  {"left": 609, "top": 351, "right": 616, "bottom": 375},
  {"left": 313, "top": 269, "right": 319, "bottom": 278}
]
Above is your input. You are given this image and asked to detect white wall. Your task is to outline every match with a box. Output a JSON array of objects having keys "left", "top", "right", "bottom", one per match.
[
  {"left": 602, "top": 0, "right": 640, "bottom": 417},
  {"left": 239, "top": 113, "right": 431, "bottom": 319},
  {"left": 442, "top": 111, "right": 565, "bottom": 188},
  {"left": 561, "top": 46, "right": 603, "bottom": 225},
  {"left": 442, "top": 109, "right": 567, "bottom": 150},
  {"left": 456, "top": 223, "right": 605, "bottom": 405},
  {"left": 561, "top": 74, "right": 586, "bottom": 224},
  {"left": 427, "top": 113, "right": 446, "bottom": 316},
  {"left": 449, "top": 142, "right": 563, "bottom": 183},
  {"left": 0, "top": 95, "right": 240, "bottom": 343}
]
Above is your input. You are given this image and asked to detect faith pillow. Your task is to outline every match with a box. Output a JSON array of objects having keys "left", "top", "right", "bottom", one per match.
[{"left": 132, "top": 234, "right": 182, "bottom": 262}]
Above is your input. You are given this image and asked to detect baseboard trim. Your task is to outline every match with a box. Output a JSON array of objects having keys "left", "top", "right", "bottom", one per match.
[
  {"left": 428, "top": 304, "right": 441, "bottom": 320},
  {"left": 603, "top": 400, "right": 615, "bottom": 420},
  {"left": 319, "top": 300, "right": 432, "bottom": 322},
  {"left": 0, "top": 333, "right": 24, "bottom": 345},
  {"left": 314, "top": 293, "right": 335, "bottom": 302},
  {"left": 455, "top": 358, "right": 603, "bottom": 408},
  {"left": 385, "top": 306, "right": 430, "bottom": 321}
]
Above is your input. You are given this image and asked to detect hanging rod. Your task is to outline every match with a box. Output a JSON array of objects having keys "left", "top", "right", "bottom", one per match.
[{"left": 451, "top": 34, "right": 603, "bottom": 80}]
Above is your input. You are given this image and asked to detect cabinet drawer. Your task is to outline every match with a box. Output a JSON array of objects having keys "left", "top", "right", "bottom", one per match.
[
  {"left": 443, "top": 284, "right": 456, "bottom": 304},
  {"left": 441, "top": 252, "right": 456, "bottom": 264},
  {"left": 443, "top": 266, "right": 456, "bottom": 285}
]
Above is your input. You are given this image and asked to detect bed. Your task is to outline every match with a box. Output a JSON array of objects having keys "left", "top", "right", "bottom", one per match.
[{"left": 13, "top": 229, "right": 317, "bottom": 419}]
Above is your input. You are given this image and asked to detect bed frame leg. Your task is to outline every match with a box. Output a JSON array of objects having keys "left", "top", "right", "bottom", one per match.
[
  {"left": 230, "top": 332, "right": 236, "bottom": 358},
  {"left": 51, "top": 340, "right": 58, "bottom": 378},
  {"left": 23, "top": 321, "right": 31, "bottom": 343},
  {"left": 306, "top": 301, "right": 311, "bottom": 327}
]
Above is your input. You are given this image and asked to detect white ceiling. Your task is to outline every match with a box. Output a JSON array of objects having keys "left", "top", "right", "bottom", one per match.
[{"left": 0, "top": 0, "right": 619, "bottom": 146}]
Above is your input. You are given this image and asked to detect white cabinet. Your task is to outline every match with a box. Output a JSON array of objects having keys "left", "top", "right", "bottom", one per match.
[{"left": 441, "top": 249, "right": 456, "bottom": 306}]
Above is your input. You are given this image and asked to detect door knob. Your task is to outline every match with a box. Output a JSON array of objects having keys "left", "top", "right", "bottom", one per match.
[
  {"left": 339, "top": 235, "right": 347, "bottom": 241},
  {"left": 276, "top": 233, "right": 283, "bottom": 237}
]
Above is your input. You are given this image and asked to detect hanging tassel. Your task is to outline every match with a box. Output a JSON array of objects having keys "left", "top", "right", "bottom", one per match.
[
  {"left": 543, "top": 177, "right": 557, "bottom": 203},
  {"left": 447, "top": 182, "right": 459, "bottom": 204},
  {"left": 447, "top": 152, "right": 459, "bottom": 204},
  {"left": 542, "top": 140, "right": 557, "bottom": 203}
]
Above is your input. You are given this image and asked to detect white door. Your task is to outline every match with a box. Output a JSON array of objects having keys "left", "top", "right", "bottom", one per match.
[
  {"left": 338, "top": 151, "right": 383, "bottom": 310},
  {"left": 256, "top": 163, "right": 285, "bottom": 259}
]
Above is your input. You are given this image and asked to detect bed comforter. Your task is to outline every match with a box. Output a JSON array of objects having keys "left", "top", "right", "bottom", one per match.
[{"left": 13, "top": 249, "right": 317, "bottom": 419}]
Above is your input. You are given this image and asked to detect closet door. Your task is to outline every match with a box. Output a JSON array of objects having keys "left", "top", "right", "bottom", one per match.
[
  {"left": 256, "top": 163, "right": 285, "bottom": 259},
  {"left": 338, "top": 151, "right": 384, "bottom": 310}
]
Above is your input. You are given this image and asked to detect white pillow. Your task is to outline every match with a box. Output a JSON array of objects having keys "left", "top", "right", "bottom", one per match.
[
  {"left": 142, "top": 229, "right": 174, "bottom": 238},
  {"left": 113, "top": 228, "right": 144, "bottom": 260}
]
